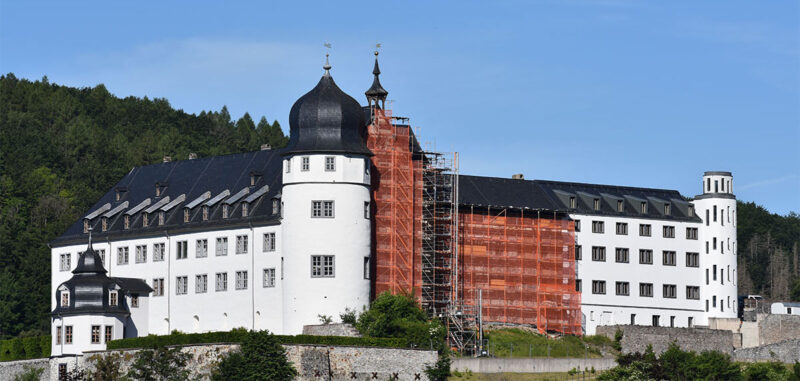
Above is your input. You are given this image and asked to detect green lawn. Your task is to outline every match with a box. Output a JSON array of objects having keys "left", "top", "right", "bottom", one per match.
[{"left": 480, "top": 328, "right": 617, "bottom": 359}]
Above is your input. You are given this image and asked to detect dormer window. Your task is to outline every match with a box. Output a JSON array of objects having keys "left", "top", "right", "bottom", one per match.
[
  {"left": 250, "top": 172, "right": 262, "bottom": 186},
  {"left": 272, "top": 199, "right": 279, "bottom": 215},
  {"left": 242, "top": 203, "right": 248, "bottom": 217},
  {"left": 688, "top": 205, "right": 695, "bottom": 217},
  {"left": 109, "top": 291, "right": 118, "bottom": 306},
  {"left": 202, "top": 206, "right": 209, "bottom": 221},
  {"left": 593, "top": 198, "right": 600, "bottom": 211},
  {"left": 124, "top": 215, "right": 130, "bottom": 229},
  {"left": 617, "top": 200, "right": 624, "bottom": 212},
  {"left": 115, "top": 188, "right": 127, "bottom": 201},
  {"left": 158, "top": 211, "right": 165, "bottom": 225},
  {"left": 640, "top": 202, "right": 648, "bottom": 214},
  {"left": 61, "top": 291, "right": 70, "bottom": 307},
  {"left": 142, "top": 213, "right": 149, "bottom": 227},
  {"left": 569, "top": 197, "right": 576, "bottom": 209},
  {"left": 184, "top": 208, "right": 190, "bottom": 223},
  {"left": 155, "top": 183, "right": 167, "bottom": 197},
  {"left": 101, "top": 217, "right": 108, "bottom": 232},
  {"left": 83, "top": 219, "right": 89, "bottom": 233},
  {"left": 156, "top": 185, "right": 161, "bottom": 197},
  {"left": 222, "top": 205, "right": 229, "bottom": 219},
  {"left": 664, "top": 203, "right": 671, "bottom": 215}
]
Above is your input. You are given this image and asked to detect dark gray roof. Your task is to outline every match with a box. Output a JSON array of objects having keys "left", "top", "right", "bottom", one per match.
[
  {"left": 459, "top": 175, "right": 701, "bottom": 222},
  {"left": 285, "top": 69, "right": 372, "bottom": 156},
  {"left": 704, "top": 171, "right": 732, "bottom": 176},
  {"left": 52, "top": 149, "right": 284, "bottom": 247}
]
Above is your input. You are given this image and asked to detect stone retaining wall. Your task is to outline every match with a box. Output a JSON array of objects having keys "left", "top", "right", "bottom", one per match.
[
  {"left": 596, "top": 325, "right": 734, "bottom": 355},
  {"left": 452, "top": 357, "right": 616, "bottom": 374},
  {"left": 0, "top": 358, "right": 49, "bottom": 381},
  {"left": 734, "top": 339, "right": 800, "bottom": 363},
  {"left": 759, "top": 315, "right": 800, "bottom": 346},
  {"left": 302, "top": 323, "right": 361, "bottom": 337}
]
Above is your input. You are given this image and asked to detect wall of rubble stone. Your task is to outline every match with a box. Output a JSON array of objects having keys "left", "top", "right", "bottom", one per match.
[
  {"left": 302, "top": 323, "right": 361, "bottom": 337},
  {"left": 758, "top": 315, "right": 800, "bottom": 346},
  {"left": 0, "top": 358, "right": 49, "bottom": 381},
  {"left": 48, "top": 343, "right": 437, "bottom": 381},
  {"left": 596, "top": 325, "right": 734, "bottom": 355},
  {"left": 734, "top": 339, "right": 800, "bottom": 363}
]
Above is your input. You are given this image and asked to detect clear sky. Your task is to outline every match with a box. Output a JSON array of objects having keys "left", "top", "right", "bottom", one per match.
[{"left": 2, "top": 1, "right": 798, "bottom": 215}]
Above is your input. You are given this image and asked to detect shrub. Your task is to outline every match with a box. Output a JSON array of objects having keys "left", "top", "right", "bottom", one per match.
[
  {"left": 339, "top": 308, "right": 357, "bottom": 325},
  {"left": 126, "top": 345, "right": 191, "bottom": 381},
  {"left": 318, "top": 314, "right": 333, "bottom": 325},
  {"left": 0, "top": 336, "right": 51, "bottom": 361},
  {"left": 212, "top": 330, "right": 297, "bottom": 381},
  {"left": 356, "top": 291, "right": 446, "bottom": 351},
  {"left": 13, "top": 365, "right": 44, "bottom": 381},
  {"left": 88, "top": 352, "right": 124, "bottom": 381},
  {"left": 424, "top": 353, "right": 451, "bottom": 381}
]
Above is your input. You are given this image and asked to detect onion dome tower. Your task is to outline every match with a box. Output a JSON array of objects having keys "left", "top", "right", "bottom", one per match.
[
  {"left": 52, "top": 233, "right": 151, "bottom": 356},
  {"left": 365, "top": 51, "right": 388, "bottom": 109},
  {"left": 281, "top": 55, "right": 372, "bottom": 334}
]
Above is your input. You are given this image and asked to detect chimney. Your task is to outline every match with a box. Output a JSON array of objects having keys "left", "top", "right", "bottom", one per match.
[
  {"left": 188, "top": 153, "right": 198, "bottom": 160},
  {"left": 162, "top": 156, "right": 172, "bottom": 163},
  {"left": 512, "top": 173, "right": 524, "bottom": 180},
  {"left": 261, "top": 144, "right": 272, "bottom": 151}
]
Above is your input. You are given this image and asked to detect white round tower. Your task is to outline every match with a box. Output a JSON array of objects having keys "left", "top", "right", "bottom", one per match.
[
  {"left": 693, "top": 171, "right": 737, "bottom": 322},
  {"left": 280, "top": 59, "right": 372, "bottom": 334}
]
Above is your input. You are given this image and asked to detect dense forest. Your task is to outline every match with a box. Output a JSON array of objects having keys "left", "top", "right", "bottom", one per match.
[
  {"left": 0, "top": 74, "right": 289, "bottom": 338},
  {"left": 0, "top": 75, "right": 798, "bottom": 339}
]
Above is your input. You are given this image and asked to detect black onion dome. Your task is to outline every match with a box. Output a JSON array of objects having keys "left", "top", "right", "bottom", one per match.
[
  {"left": 72, "top": 243, "right": 106, "bottom": 274},
  {"left": 284, "top": 66, "right": 372, "bottom": 156}
]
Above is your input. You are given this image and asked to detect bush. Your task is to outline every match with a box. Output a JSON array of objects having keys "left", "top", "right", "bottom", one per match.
[
  {"left": 356, "top": 291, "right": 446, "bottom": 351},
  {"left": 424, "top": 353, "right": 451, "bottom": 381},
  {"left": 339, "top": 308, "right": 357, "bottom": 325},
  {"left": 601, "top": 344, "right": 746, "bottom": 381},
  {"left": 88, "top": 353, "right": 124, "bottom": 381},
  {"left": 127, "top": 345, "right": 191, "bottom": 381},
  {"left": 12, "top": 365, "right": 44, "bottom": 381},
  {"left": 213, "top": 330, "right": 297, "bottom": 381},
  {"left": 0, "top": 336, "right": 51, "bottom": 361}
]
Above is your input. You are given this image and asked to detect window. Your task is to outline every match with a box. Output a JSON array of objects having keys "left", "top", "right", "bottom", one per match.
[
  {"left": 576, "top": 279, "right": 582, "bottom": 292},
  {"left": 235, "top": 271, "right": 248, "bottom": 290},
  {"left": 617, "top": 200, "right": 624, "bottom": 212},
  {"left": 639, "top": 224, "right": 651, "bottom": 237},
  {"left": 241, "top": 203, "right": 248, "bottom": 217},
  {"left": 135, "top": 245, "right": 147, "bottom": 263},
  {"left": 216, "top": 272, "right": 228, "bottom": 291},
  {"left": 153, "top": 278, "right": 164, "bottom": 296},
  {"left": 196, "top": 274, "right": 207, "bottom": 293},
  {"left": 117, "top": 247, "right": 129, "bottom": 265},
  {"left": 222, "top": 205, "right": 229, "bottom": 219},
  {"left": 713, "top": 237, "right": 717, "bottom": 250},
  {"left": 569, "top": 197, "right": 576, "bottom": 209},
  {"left": 176, "top": 241, "right": 188, "bottom": 260},
  {"left": 61, "top": 291, "right": 70, "bottom": 307},
  {"left": 196, "top": 239, "right": 208, "bottom": 258},
  {"left": 706, "top": 209, "right": 710, "bottom": 226},
  {"left": 616, "top": 222, "right": 628, "bottom": 235},
  {"left": 60, "top": 253, "right": 71, "bottom": 271},
  {"left": 272, "top": 199, "right": 279, "bottom": 215},
  {"left": 325, "top": 156, "right": 336, "bottom": 171},
  {"left": 263, "top": 268, "right": 276, "bottom": 288},
  {"left": 631, "top": 314, "right": 636, "bottom": 325},
  {"left": 591, "top": 280, "right": 606, "bottom": 295},
  {"left": 285, "top": 159, "right": 291, "bottom": 173},
  {"left": 575, "top": 245, "right": 582, "bottom": 260},
  {"left": 639, "top": 249, "right": 653, "bottom": 264},
  {"left": 311, "top": 255, "right": 335, "bottom": 278},
  {"left": 236, "top": 235, "right": 248, "bottom": 254},
  {"left": 616, "top": 282, "right": 629, "bottom": 296},
  {"left": 713, "top": 264, "right": 717, "bottom": 280},
  {"left": 663, "top": 225, "right": 675, "bottom": 238},
  {"left": 312, "top": 200, "right": 335, "bottom": 218},
  {"left": 364, "top": 257, "right": 370, "bottom": 279},
  {"left": 184, "top": 208, "right": 190, "bottom": 222},
  {"left": 686, "top": 227, "right": 698, "bottom": 240},
  {"left": 713, "top": 295, "right": 717, "bottom": 307},
  {"left": 158, "top": 211, "right": 165, "bottom": 225},
  {"left": 109, "top": 291, "right": 118, "bottom": 306},
  {"left": 364, "top": 202, "right": 370, "bottom": 219},
  {"left": 216, "top": 237, "right": 228, "bottom": 256},
  {"left": 574, "top": 220, "right": 581, "bottom": 232},
  {"left": 65, "top": 326, "right": 73, "bottom": 344},
  {"left": 301, "top": 156, "right": 310, "bottom": 171},
  {"left": 615, "top": 248, "right": 629, "bottom": 263},
  {"left": 91, "top": 325, "right": 101, "bottom": 344},
  {"left": 124, "top": 215, "right": 130, "bottom": 229},
  {"left": 688, "top": 205, "right": 695, "bottom": 217},
  {"left": 153, "top": 243, "right": 165, "bottom": 261},
  {"left": 59, "top": 364, "right": 67, "bottom": 379},
  {"left": 713, "top": 205, "right": 717, "bottom": 221},
  {"left": 639, "top": 283, "right": 653, "bottom": 297},
  {"left": 131, "top": 294, "right": 139, "bottom": 308},
  {"left": 663, "top": 284, "right": 677, "bottom": 298},
  {"left": 664, "top": 203, "right": 671, "bottom": 215},
  {"left": 104, "top": 326, "right": 113, "bottom": 343},
  {"left": 97, "top": 249, "right": 106, "bottom": 266},
  {"left": 591, "top": 246, "right": 606, "bottom": 262},
  {"left": 593, "top": 198, "right": 600, "bottom": 210},
  {"left": 263, "top": 233, "right": 276, "bottom": 252},
  {"left": 662, "top": 251, "right": 676, "bottom": 266},
  {"left": 706, "top": 269, "right": 709, "bottom": 284},
  {"left": 641, "top": 202, "right": 648, "bottom": 213},
  {"left": 591, "top": 221, "right": 604, "bottom": 233},
  {"left": 203, "top": 205, "right": 209, "bottom": 221},
  {"left": 142, "top": 213, "right": 149, "bottom": 227},
  {"left": 653, "top": 316, "right": 660, "bottom": 327},
  {"left": 689, "top": 317, "right": 694, "bottom": 327},
  {"left": 176, "top": 276, "right": 188, "bottom": 295},
  {"left": 56, "top": 326, "right": 62, "bottom": 345},
  {"left": 686, "top": 252, "right": 699, "bottom": 267},
  {"left": 706, "top": 241, "right": 709, "bottom": 254},
  {"left": 686, "top": 286, "right": 700, "bottom": 300}
]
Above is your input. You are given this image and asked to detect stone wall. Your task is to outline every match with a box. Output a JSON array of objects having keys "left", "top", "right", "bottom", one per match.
[
  {"left": 596, "top": 325, "right": 734, "bottom": 355},
  {"left": 759, "top": 314, "right": 800, "bottom": 346},
  {"left": 734, "top": 339, "right": 800, "bottom": 363},
  {"left": 0, "top": 358, "right": 49, "bottom": 381},
  {"left": 49, "top": 343, "right": 437, "bottom": 381},
  {"left": 302, "top": 323, "right": 361, "bottom": 337},
  {"left": 452, "top": 357, "right": 616, "bottom": 374}
]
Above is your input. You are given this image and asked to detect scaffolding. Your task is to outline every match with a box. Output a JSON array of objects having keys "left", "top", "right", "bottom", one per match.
[{"left": 420, "top": 151, "right": 455, "bottom": 314}]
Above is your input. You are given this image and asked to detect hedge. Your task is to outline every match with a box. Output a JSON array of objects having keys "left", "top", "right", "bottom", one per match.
[
  {"left": 0, "top": 336, "right": 52, "bottom": 362},
  {"left": 107, "top": 330, "right": 407, "bottom": 350}
]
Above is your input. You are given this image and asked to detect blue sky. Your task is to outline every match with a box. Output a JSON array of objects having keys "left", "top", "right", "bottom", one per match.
[{"left": 2, "top": 1, "right": 798, "bottom": 214}]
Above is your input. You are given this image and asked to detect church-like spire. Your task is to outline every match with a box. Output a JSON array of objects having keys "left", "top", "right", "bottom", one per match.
[
  {"left": 72, "top": 229, "right": 107, "bottom": 275},
  {"left": 365, "top": 51, "right": 388, "bottom": 108}
]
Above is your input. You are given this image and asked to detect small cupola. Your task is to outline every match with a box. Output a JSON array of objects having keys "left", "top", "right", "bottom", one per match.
[{"left": 365, "top": 51, "right": 389, "bottom": 109}]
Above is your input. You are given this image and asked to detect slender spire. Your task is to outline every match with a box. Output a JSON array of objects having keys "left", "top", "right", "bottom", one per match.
[{"left": 365, "top": 51, "right": 388, "bottom": 107}]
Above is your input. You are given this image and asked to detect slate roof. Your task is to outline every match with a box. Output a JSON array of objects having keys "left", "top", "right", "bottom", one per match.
[
  {"left": 458, "top": 175, "right": 702, "bottom": 222},
  {"left": 52, "top": 149, "right": 285, "bottom": 247}
]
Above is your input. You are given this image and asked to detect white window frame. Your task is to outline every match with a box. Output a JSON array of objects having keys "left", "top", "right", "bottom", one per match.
[
  {"left": 176, "top": 276, "right": 188, "bottom": 295},
  {"left": 216, "top": 272, "right": 227, "bottom": 292},
  {"left": 236, "top": 235, "right": 248, "bottom": 254},
  {"left": 176, "top": 241, "right": 188, "bottom": 260},
  {"left": 235, "top": 271, "right": 248, "bottom": 290},
  {"left": 60, "top": 253, "right": 71, "bottom": 271},
  {"left": 135, "top": 245, "right": 147, "bottom": 263},
  {"left": 196, "top": 274, "right": 208, "bottom": 293},
  {"left": 324, "top": 156, "right": 336, "bottom": 171},
  {"left": 301, "top": 156, "right": 310, "bottom": 171},
  {"left": 109, "top": 290, "right": 118, "bottom": 306},
  {"left": 61, "top": 291, "right": 70, "bottom": 307},
  {"left": 152, "top": 278, "right": 165, "bottom": 297},
  {"left": 311, "top": 255, "right": 335, "bottom": 278},
  {"left": 263, "top": 233, "right": 276, "bottom": 252},
  {"left": 263, "top": 268, "right": 276, "bottom": 288},
  {"left": 312, "top": 200, "right": 335, "bottom": 218},
  {"left": 216, "top": 237, "right": 228, "bottom": 256},
  {"left": 196, "top": 239, "right": 208, "bottom": 258},
  {"left": 153, "top": 243, "right": 165, "bottom": 262},
  {"left": 117, "top": 247, "right": 129, "bottom": 265}
]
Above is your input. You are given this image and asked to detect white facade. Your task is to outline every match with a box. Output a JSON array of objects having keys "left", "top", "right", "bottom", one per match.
[
  {"left": 51, "top": 315, "right": 125, "bottom": 356},
  {"left": 771, "top": 302, "right": 800, "bottom": 316}
]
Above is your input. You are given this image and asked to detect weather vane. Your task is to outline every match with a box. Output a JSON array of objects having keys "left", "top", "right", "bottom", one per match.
[{"left": 375, "top": 43, "right": 381, "bottom": 55}]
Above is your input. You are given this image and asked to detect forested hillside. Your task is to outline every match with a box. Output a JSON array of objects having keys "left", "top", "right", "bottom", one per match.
[
  {"left": 737, "top": 201, "right": 800, "bottom": 301},
  {"left": 0, "top": 74, "right": 288, "bottom": 338}
]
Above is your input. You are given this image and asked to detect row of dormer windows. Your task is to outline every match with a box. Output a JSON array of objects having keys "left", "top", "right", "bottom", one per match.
[{"left": 569, "top": 197, "right": 690, "bottom": 216}]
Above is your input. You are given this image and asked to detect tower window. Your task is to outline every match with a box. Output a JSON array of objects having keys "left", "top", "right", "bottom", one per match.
[
  {"left": 364, "top": 202, "right": 370, "bottom": 219},
  {"left": 65, "top": 326, "right": 73, "bottom": 344},
  {"left": 286, "top": 159, "right": 291, "bottom": 173},
  {"left": 311, "top": 255, "right": 335, "bottom": 278},
  {"left": 301, "top": 156, "right": 310, "bottom": 171},
  {"left": 56, "top": 327, "right": 62, "bottom": 345},
  {"left": 109, "top": 291, "right": 118, "bottom": 306},
  {"left": 325, "top": 156, "right": 336, "bottom": 172},
  {"left": 91, "top": 325, "right": 101, "bottom": 344},
  {"left": 312, "top": 200, "right": 335, "bottom": 218},
  {"left": 61, "top": 291, "right": 70, "bottom": 307},
  {"left": 364, "top": 257, "right": 370, "bottom": 279}
]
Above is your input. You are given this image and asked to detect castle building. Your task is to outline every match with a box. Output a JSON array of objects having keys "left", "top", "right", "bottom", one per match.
[{"left": 50, "top": 54, "right": 737, "bottom": 360}]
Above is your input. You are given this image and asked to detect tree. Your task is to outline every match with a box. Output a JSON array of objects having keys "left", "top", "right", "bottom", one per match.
[
  {"left": 127, "top": 346, "right": 191, "bottom": 381},
  {"left": 213, "top": 330, "right": 297, "bottom": 381},
  {"left": 356, "top": 291, "right": 446, "bottom": 350}
]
